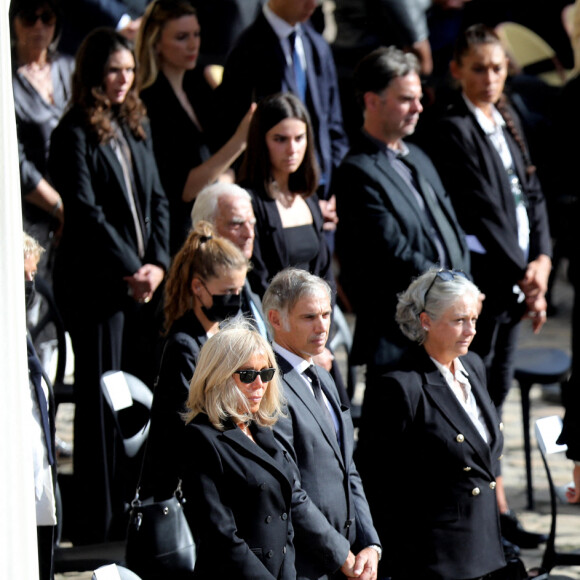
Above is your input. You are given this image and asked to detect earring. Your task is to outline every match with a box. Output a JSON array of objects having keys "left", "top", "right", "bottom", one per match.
[{"left": 423, "top": 326, "right": 428, "bottom": 331}]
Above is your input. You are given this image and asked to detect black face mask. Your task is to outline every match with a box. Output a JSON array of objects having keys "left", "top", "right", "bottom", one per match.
[
  {"left": 201, "top": 292, "right": 242, "bottom": 323},
  {"left": 25, "top": 280, "right": 36, "bottom": 310}
]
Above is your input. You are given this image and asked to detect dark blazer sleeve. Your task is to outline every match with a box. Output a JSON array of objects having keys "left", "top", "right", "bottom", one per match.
[{"left": 143, "top": 331, "right": 202, "bottom": 499}]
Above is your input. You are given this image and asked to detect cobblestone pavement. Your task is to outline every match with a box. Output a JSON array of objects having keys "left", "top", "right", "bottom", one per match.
[{"left": 55, "top": 263, "right": 580, "bottom": 579}]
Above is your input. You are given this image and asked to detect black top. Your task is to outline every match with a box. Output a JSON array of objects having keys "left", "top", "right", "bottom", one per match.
[
  {"left": 140, "top": 68, "right": 217, "bottom": 254},
  {"left": 283, "top": 223, "right": 320, "bottom": 270}
]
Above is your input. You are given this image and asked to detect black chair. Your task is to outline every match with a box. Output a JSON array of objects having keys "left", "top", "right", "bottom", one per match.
[
  {"left": 535, "top": 416, "right": 580, "bottom": 574},
  {"left": 513, "top": 347, "right": 571, "bottom": 509}
]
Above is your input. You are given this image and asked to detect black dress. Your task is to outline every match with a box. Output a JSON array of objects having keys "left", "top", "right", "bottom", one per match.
[{"left": 140, "top": 68, "right": 218, "bottom": 255}]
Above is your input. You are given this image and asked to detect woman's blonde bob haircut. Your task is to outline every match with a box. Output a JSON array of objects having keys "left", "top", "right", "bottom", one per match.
[
  {"left": 184, "top": 318, "right": 284, "bottom": 430},
  {"left": 396, "top": 267, "right": 481, "bottom": 344}
]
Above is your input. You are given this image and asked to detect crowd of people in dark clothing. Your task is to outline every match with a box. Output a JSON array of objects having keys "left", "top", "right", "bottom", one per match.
[{"left": 14, "top": 0, "right": 580, "bottom": 579}]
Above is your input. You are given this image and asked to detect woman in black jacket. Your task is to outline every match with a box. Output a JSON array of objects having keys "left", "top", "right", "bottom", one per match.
[
  {"left": 142, "top": 221, "right": 249, "bottom": 500},
  {"left": 48, "top": 27, "right": 170, "bottom": 543},
  {"left": 181, "top": 320, "right": 296, "bottom": 579}
]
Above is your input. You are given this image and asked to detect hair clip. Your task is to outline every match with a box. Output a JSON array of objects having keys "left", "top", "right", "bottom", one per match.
[{"left": 199, "top": 235, "right": 213, "bottom": 243}]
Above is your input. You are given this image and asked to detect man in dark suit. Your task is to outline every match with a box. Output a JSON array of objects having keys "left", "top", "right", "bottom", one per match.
[
  {"left": 334, "top": 45, "right": 470, "bottom": 388},
  {"left": 262, "top": 268, "right": 381, "bottom": 580},
  {"left": 217, "top": 0, "right": 348, "bottom": 222}
]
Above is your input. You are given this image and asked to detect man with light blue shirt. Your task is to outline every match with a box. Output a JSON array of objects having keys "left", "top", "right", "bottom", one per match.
[{"left": 217, "top": 0, "right": 348, "bottom": 218}]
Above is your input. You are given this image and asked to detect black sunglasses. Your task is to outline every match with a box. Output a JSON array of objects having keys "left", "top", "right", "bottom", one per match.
[
  {"left": 424, "top": 269, "right": 469, "bottom": 304},
  {"left": 19, "top": 10, "right": 56, "bottom": 26},
  {"left": 234, "top": 368, "right": 276, "bottom": 384}
]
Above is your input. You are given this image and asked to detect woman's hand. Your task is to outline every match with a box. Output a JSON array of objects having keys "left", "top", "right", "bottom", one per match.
[{"left": 124, "top": 264, "right": 165, "bottom": 303}]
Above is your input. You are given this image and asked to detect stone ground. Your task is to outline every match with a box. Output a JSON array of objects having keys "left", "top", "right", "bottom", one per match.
[{"left": 54, "top": 261, "right": 580, "bottom": 579}]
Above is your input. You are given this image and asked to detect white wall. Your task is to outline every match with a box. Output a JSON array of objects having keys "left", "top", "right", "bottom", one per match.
[{"left": 0, "top": 0, "right": 42, "bottom": 577}]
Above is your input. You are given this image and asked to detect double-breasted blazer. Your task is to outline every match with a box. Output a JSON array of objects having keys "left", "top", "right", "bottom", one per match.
[
  {"left": 355, "top": 348, "right": 506, "bottom": 580},
  {"left": 274, "top": 355, "right": 380, "bottom": 580},
  {"left": 48, "top": 105, "right": 170, "bottom": 318},
  {"left": 217, "top": 12, "right": 348, "bottom": 197},
  {"left": 429, "top": 96, "right": 552, "bottom": 309},
  {"left": 334, "top": 132, "right": 470, "bottom": 369},
  {"left": 244, "top": 186, "right": 335, "bottom": 297},
  {"left": 180, "top": 413, "right": 296, "bottom": 579}
]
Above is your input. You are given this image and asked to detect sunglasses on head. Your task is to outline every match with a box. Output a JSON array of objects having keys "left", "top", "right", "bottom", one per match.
[
  {"left": 19, "top": 10, "right": 56, "bottom": 26},
  {"left": 234, "top": 368, "right": 276, "bottom": 384},
  {"left": 424, "top": 269, "right": 469, "bottom": 304}
]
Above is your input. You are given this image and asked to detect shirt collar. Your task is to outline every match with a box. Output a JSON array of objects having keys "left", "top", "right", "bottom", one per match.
[
  {"left": 462, "top": 93, "right": 505, "bottom": 135},
  {"left": 430, "top": 356, "right": 470, "bottom": 386},
  {"left": 264, "top": 2, "right": 299, "bottom": 41},
  {"left": 362, "top": 129, "right": 409, "bottom": 158},
  {"left": 273, "top": 342, "right": 312, "bottom": 374}
]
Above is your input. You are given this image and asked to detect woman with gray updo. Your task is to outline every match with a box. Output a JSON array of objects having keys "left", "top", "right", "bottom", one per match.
[{"left": 355, "top": 268, "right": 509, "bottom": 580}]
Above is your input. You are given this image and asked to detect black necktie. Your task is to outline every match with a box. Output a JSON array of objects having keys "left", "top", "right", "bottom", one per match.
[
  {"left": 288, "top": 30, "right": 307, "bottom": 102},
  {"left": 27, "top": 336, "right": 55, "bottom": 466},
  {"left": 304, "top": 365, "right": 337, "bottom": 440},
  {"left": 402, "top": 156, "right": 464, "bottom": 268}
]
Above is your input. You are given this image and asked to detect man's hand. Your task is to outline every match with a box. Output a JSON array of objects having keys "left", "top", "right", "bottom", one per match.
[
  {"left": 124, "top": 264, "right": 165, "bottom": 303},
  {"left": 343, "top": 547, "right": 379, "bottom": 580}
]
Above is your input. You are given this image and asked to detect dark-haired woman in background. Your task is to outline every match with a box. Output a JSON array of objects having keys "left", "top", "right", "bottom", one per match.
[
  {"left": 48, "top": 27, "right": 170, "bottom": 543},
  {"left": 237, "top": 92, "right": 333, "bottom": 298},
  {"left": 426, "top": 23, "right": 552, "bottom": 552},
  {"left": 136, "top": 0, "right": 255, "bottom": 255},
  {"left": 10, "top": 0, "right": 73, "bottom": 277}
]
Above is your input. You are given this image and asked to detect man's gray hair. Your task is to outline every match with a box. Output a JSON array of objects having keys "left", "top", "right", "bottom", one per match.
[
  {"left": 262, "top": 268, "right": 332, "bottom": 334},
  {"left": 191, "top": 182, "right": 252, "bottom": 227}
]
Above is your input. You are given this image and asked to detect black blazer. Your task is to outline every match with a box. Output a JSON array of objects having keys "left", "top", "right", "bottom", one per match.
[
  {"left": 140, "top": 69, "right": 216, "bottom": 255},
  {"left": 274, "top": 354, "right": 380, "bottom": 580},
  {"left": 334, "top": 132, "right": 470, "bottom": 369},
  {"left": 355, "top": 349, "right": 506, "bottom": 579},
  {"left": 48, "top": 105, "right": 170, "bottom": 318},
  {"left": 181, "top": 414, "right": 296, "bottom": 579},
  {"left": 142, "top": 311, "right": 207, "bottom": 499},
  {"left": 429, "top": 96, "right": 552, "bottom": 308},
  {"left": 246, "top": 186, "right": 335, "bottom": 297},
  {"left": 218, "top": 12, "right": 348, "bottom": 197}
]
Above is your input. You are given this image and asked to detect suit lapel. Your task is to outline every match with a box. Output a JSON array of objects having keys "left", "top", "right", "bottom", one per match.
[
  {"left": 301, "top": 27, "right": 322, "bottom": 122},
  {"left": 277, "top": 356, "right": 345, "bottom": 467},
  {"left": 222, "top": 422, "right": 293, "bottom": 495},
  {"left": 374, "top": 150, "right": 440, "bottom": 251}
]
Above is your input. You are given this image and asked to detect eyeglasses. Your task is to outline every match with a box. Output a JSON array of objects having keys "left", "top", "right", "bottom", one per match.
[
  {"left": 18, "top": 10, "right": 57, "bottom": 26},
  {"left": 423, "top": 269, "right": 469, "bottom": 305},
  {"left": 234, "top": 368, "right": 276, "bottom": 384}
]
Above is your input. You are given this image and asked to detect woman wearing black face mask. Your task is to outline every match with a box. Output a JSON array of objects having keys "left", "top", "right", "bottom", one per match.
[{"left": 142, "top": 220, "right": 250, "bottom": 500}]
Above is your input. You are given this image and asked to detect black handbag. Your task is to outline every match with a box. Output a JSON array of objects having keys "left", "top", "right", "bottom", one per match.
[{"left": 125, "top": 482, "right": 196, "bottom": 580}]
